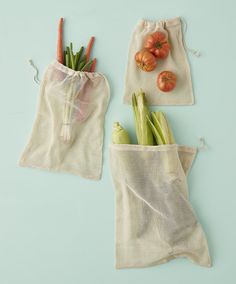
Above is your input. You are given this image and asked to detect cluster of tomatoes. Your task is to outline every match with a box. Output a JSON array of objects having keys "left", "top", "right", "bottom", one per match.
[{"left": 135, "top": 31, "right": 176, "bottom": 92}]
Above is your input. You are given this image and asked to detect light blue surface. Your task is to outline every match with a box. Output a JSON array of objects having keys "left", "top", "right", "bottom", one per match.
[{"left": 0, "top": 0, "right": 235, "bottom": 283}]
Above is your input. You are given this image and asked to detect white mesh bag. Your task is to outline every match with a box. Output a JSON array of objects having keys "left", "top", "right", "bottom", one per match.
[
  {"left": 110, "top": 144, "right": 211, "bottom": 268},
  {"left": 19, "top": 61, "right": 110, "bottom": 180},
  {"left": 124, "top": 17, "right": 194, "bottom": 105}
]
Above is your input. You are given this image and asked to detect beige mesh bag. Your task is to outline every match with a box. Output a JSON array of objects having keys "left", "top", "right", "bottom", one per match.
[
  {"left": 110, "top": 144, "right": 211, "bottom": 268},
  {"left": 19, "top": 61, "right": 110, "bottom": 180},
  {"left": 124, "top": 17, "right": 194, "bottom": 105}
]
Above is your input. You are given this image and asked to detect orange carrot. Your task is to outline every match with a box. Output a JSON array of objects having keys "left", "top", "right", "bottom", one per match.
[
  {"left": 85, "top": 36, "right": 95, "bottom": 62},
  {"left": 57, "top": 17, "right": 64, "bottom": 63},
  {"left": 90, "top": 58, "right": 97, "bottom": 72}
]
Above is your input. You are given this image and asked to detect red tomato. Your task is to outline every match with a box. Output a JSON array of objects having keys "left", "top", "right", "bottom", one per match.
[
  {"left": 144, "top": 31, "right": 170, "bottom": 59},
  {"left": 135, "top": 49, "right": 157, "bottom": 72},
  {"left": 157, "top": 71, "right": 177, "bottom": 92}
]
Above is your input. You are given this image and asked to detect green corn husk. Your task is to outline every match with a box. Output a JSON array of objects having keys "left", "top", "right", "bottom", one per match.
[
  {"left": 112, "top": 122, "right": 131, "bottom": 144},
  {"left": 150, "top": 111, "right": 175, "bottom": 145},
  {"left": 166, "top": 119, "right": 175, "bottom": 144},
  {"left": 151, "top": 112, "right": 166, "bottom": 144},
  {"left": 146, "top": 115, "right": 165, "bottom": 145},
  {"left": 156, "top": 112, "right": 175, "bottom": 144},
  {"left": 132, "top": 90, "right": 154, "bottom": 145}
]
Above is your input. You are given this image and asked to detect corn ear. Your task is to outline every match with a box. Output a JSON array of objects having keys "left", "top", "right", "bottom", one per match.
[
  {"left": 132, "top": 94, "right": 140, "bottom": 141},
  {"left": 158, "top": 112, "right": 171, "bottom": 144},
  {"left": 151, "top": 111, "right": 175, "bottom": 145},
  {"left": 146, "top": 115, "right": 164, "bottom": 145},
  {"left": 112, "top": 122, "right": 131, "bottom": 144},
  {"left": 132, "top": 91, "right": 154, "bottom": 145},
  {"left": 158, "top": 112, "right": 175, "bottom": 144},
  {"left": 166, "top": 118, "right": 175, "bottom": 144},
  {"left": 151, "top": 112, "right": 166, "bottom": 144}
]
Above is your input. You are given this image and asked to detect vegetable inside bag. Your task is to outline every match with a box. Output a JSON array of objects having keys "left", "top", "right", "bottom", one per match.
[
  {"left": 124, "top": 17, "right": 194, "bottom": 105},
  {"left": 110, "top": 144, "right": 211, "bottom": 268},
  {"left": 19, "top": 61, "right": 110, "bottom": 180}
]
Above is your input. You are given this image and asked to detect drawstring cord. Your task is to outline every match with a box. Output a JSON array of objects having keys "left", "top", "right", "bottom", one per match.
[
  {"left": 198, "top": 137, "right": 207, "bottom": 151},
  {"left": 181, "top": 17, "right": 201, "bottom": 58},
  {"left": 28, "top": 59, "right": 40, "bottom": 84}
]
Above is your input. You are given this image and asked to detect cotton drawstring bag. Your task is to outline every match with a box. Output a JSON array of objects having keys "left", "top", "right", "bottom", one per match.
[
  {"left": 19, "top": 61, "right": 110, "bottom": 180},
  {"left": 110, "top": 144, "right": 211, "bottom": 268},
  {"left": 124, "top": 17, "right": 194, "bottom": 105}
]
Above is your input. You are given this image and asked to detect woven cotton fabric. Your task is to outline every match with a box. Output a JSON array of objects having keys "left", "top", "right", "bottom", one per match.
[
  {"left": 124, "top": 17, "right": 194, "bottom": 105},
  {"left": 110, "top": 144, "right": 211, "bottom": 268},
  {"left": 19, "top": 61, "right": 110, "bottom": 180}
]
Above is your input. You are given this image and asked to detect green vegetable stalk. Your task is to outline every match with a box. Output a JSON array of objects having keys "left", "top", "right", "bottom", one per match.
[
  {"left": 69, "top": 42, "right": 76, "bottom": 70},
  {"left": 132, "top": 90, "right": 154, "bottom": 145},
  {"left": 74, "top": 46, "right": 84, "bottom": 70},
  {"left": 78, "top": 54, "right": 87, "bottom": 71},
  {"left": 112, "top": 122, "right": 131, "bottom": 144},
  {"left": 81, "top": 59, "right": 93, "bottom": 71}
]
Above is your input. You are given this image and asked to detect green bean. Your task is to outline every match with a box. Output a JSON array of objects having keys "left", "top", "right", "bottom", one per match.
[
  {"left": 75, "top": 46, "right": 84, "bottom": 70},
  {"left": 66, "top": 46, "right": 71, "bottom": 68},
  {"left": 65, "top": 52, "right": 70, "bottom": 68},
  {"left": 69, "top": 42, "right": 75, "bottom": 70},
  {"left": 63, "top": 50, "right": 66, "bottom": 65},
  {"left": 81, "top": 59, "right": 93, "bottom": 72},
  {"left": 78, "top": 55, "right": 87, "bottom": 71}
]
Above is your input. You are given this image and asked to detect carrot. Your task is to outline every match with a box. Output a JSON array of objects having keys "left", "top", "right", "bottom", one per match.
[
  {"left": 85, "top": 36, "right": 95, "bottom": 62},
  {"left": 90, "top": 58, "right": 97, "bottom": 72},
  {"left": 57, "top": 17, "right": 64, "bottom": 63}
]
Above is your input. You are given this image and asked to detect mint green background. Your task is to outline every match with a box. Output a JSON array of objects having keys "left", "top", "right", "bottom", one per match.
[{"left": 0, "top": 0, "right": 235, "bottom": 283}]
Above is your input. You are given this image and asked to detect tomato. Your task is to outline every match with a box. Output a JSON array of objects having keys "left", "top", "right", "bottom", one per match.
[
  {"left": 144, "top": 31, "right": 170, "bottom": 59},
  {"left": 157, "top": 71, "right": 177, "bottom": 92},
  {"left": 135, "top": 49, "right": 157, "bottom": 72}
]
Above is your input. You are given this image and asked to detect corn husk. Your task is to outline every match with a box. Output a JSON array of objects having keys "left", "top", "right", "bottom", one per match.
[
  {"left": 149, "top": 112, "right": 175, "bottom": 145},
  {"left": 146, "top": 115, "right": 164, "bottom": 145},
  {"left": 132, "top": 91, "right": 154, "bottom": 145},
  {"left": 112, "top": 122, "right": 131, "bottom": 144}
]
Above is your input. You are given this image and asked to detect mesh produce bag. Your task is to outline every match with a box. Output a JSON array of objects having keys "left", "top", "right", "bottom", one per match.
[
  {"left": 110, "top": 144, "right": 211, "bottom": 268},
  {"left": 124, "top": 17, "right": 194, "bottom": 105},
  {"left": 19, "top": 61, "right": 110, "bottom": 180}
]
